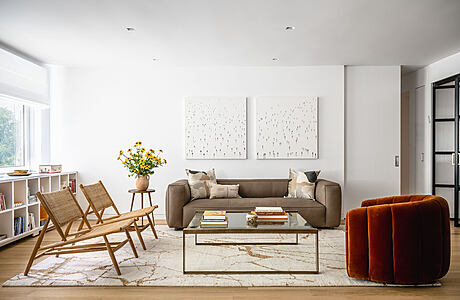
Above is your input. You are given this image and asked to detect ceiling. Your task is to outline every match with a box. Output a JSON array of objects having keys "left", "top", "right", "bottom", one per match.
[{"left": 1, "top": 0, "right": 460, "bottom": 68}]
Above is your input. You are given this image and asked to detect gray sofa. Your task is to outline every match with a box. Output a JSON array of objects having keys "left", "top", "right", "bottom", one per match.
[{"left": 165, "top": 178, "right": 342, "bottom": 229}]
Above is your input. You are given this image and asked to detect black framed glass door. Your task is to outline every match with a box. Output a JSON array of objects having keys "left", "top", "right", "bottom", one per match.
[{"left": 432, "top": 73, "right": 460, "bottom": 227}]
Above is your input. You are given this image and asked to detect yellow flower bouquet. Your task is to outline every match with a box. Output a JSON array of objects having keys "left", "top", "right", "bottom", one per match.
[{"left": 117, "top": 141, "right": 167, "bottom": 178}]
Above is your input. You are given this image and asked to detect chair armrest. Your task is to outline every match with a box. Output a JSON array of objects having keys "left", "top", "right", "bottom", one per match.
[
  {"left": 315, "top": 179, "right": 342, "bottom": 227},
  {"left": 165, "top": 180, "right": 191, "bottom": 228}
]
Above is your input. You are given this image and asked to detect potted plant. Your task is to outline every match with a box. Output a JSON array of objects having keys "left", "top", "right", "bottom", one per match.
[{"left": 117, "top": 141, "right": 167, "bottom": 190}]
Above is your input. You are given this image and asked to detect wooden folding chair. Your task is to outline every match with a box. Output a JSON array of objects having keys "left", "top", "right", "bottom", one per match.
[
  {"left": 25, "top": 187, "right": 139, "bottom": 276},
  {"left": 79, "top": 181, "right": 158, "bottom": 251}
]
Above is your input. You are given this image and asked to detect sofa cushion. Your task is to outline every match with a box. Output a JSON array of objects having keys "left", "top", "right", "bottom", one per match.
[{"left": 216, "top": 179, "right": 289, "bottom": 198}]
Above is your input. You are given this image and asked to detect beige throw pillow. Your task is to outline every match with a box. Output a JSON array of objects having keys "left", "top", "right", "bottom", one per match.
[
  {"left": 209, "top": 183, "right": 241, "bottom": 199},
  {"left": 286, "top": 169, "right": 320, "bottom": 199},
  {"left": 185, "top": 169, "right": 217, "bottom": 200}
]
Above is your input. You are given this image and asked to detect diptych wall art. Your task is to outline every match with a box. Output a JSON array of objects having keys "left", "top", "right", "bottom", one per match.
[
  {"left": 256, "top": 96, "right": 318, "bottom": 159},
  {"left": 184, "top": 96, "right": 247, "bottom": 159}
]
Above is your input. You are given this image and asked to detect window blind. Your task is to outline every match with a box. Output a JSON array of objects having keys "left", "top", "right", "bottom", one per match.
[{"left": 0, "top": 48, "right": 48, "bottom": 106}]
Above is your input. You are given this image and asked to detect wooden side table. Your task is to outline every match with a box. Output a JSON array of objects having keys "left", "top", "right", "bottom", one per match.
[{"left": 128, "top": 188, "right": 157, "bottom": 238}]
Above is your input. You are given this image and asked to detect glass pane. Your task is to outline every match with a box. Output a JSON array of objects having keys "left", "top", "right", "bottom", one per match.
[
  {"left": 435, "top": 154, "right": 454, "bottom": 184},
  {"left": 435, "top": 88, "right": 455, "bottom": 119},
  {"left": 0, "top": 100, "right": 24, "bottom": 167},
  {"left": 435, "top": 188, "right": 454, "bottom": 218},
  {"left": 435, "top": 122, "right": 454, "bottom": 151}
]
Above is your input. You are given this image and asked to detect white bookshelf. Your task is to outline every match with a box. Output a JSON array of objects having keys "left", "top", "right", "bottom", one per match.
[{"left": 0, "top": 171, "right": 77, "bottom": 247}]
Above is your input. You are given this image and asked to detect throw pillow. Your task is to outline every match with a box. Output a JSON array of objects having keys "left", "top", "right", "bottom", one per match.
[
  {"left": 286, "top": 169, "right": 320, "bottom": 199},
  {"left": 209, "top": 183, "right": 241, "bottom": 199},
  {"left": 185, "top": 169, "right": 217, "bottom": 200}
]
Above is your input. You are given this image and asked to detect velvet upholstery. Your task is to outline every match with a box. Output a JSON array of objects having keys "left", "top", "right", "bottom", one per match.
[{"left": 346, "top": 195, "right": 450, "bottom": 284}]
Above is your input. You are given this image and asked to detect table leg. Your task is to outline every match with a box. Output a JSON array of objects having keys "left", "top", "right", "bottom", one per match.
[
  {"left": 182, "top": 231, "right": 186, "bottom": 274},
  {"left": 140, "top": 193, "right": 144, "bottom": 226},
  {"left": 148, "top": 192, "right": 155, "bottom": 223},
  {"left": 316, "top": 231, "right": 319, "bottom": 273},
  {"left": 130, "top": 193, "right": 135, "bottom": 212}
]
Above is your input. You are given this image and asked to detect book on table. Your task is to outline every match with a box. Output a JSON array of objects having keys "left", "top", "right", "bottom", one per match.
[
  {"left": 201, "top": 210, "right": 228, "bottom": 227},
  {"left": 254, "top": 207, "right": 288, "bottom": 221},
  {"left": 202, "top": 210, "right": 226, "bottom": 220}
]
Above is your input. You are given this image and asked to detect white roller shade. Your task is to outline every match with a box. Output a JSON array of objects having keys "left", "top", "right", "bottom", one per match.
[{"left": 0, "top": 48, "right": 48, "bottom": 106}]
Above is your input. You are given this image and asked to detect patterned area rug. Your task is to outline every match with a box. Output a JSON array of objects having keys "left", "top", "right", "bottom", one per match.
[{"left": 3, "top": 226, "right": 440, "bottom": 287}]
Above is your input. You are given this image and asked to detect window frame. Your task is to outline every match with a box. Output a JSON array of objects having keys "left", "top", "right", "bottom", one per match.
[{"left": 0, "top": 97, "right": 31, "bottom": 172}]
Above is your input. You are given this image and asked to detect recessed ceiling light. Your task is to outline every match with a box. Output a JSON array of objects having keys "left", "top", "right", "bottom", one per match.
[
  {"left": 285, "top": 26, "right": 295, "bottom": 31},
  {"left": 272, "top": 57, "right": 279, "bottom": 61},
  {"left": 126, "top": 27, "right": 135, "bottom": 31},
  {"left": 152, "top": 58, "right": 159, "bottom": 61}
]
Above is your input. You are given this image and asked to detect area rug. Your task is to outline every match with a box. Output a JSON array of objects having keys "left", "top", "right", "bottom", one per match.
[{"left": 3, "top": 226, "right": 440, "bottom": 287}]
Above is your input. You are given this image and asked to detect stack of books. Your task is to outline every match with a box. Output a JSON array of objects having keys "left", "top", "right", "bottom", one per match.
[
  {"left": 255, "top": 207, "right": 288, "bottom": 224},
  {"left": 14, "top": 216, "right": 25, "bottom": 235},
  {"left": 200, "top": 211, "right": 228, "bottom": 227}
]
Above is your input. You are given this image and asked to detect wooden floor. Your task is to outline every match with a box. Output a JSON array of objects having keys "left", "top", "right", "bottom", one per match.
[{"left": 0, "top": 220, "right": 458, "bottom": 300}]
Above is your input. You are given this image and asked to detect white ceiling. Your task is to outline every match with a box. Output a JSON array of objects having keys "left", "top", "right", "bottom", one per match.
[{"left": 1, "top": 0, "right": 460, "bottom": 67}]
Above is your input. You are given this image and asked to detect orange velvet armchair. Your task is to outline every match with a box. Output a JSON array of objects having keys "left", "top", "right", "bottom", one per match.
[{"left": 346, "top": 195, "right": 450, "bottom": 284}]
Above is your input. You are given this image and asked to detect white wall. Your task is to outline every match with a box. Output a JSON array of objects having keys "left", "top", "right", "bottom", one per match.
[
  {"left": 49, "top": 66, "right": 345, "bottom": 218},
  {"left": 344, "top": 66, "right": 401, "bottom": 212}
]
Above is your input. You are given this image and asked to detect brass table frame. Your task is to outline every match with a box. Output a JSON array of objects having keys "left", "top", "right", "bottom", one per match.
[{"left": 182, "top": 222, "right": 319, "bottom": 275}]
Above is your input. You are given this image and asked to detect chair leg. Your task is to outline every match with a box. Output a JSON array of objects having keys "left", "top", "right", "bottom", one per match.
[
  {"left": 103, "top": 235, "right": 121, "bottom": 275},
  {"left": 133, "top": 221, "right": 147, "bottom": 250},
  {"left": 146, "top": 214, "right": 158, "bottom": 239},
  {"left": 125, "top": 229, "right": 138, "bottom": 258},
  {"left": 24, "top": 219, "right": 49, "bottom": 275}
]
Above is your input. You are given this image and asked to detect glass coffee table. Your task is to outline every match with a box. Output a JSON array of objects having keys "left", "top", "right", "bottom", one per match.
[{"left": 182, "top": 211, "right": 319, "bottom": 274}]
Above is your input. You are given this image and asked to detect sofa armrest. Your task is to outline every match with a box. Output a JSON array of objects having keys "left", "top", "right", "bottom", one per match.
[
  {"left": 315, "top": 179, "right": 342, "bottom": 227},
  {"left": 165, "top": 179, "right": 191, "bottom": 228}
]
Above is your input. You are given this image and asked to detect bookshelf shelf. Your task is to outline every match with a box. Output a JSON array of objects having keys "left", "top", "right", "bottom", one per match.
[{"left": 0, "top": 171, "right": 77, "bottom": 247}]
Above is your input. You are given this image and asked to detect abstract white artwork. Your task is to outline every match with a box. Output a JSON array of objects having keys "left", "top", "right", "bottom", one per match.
[
  {"left": 185, "top": 96, "right": 247, "bottom": 159},
  {"left": 256, "top": 96, "right": 318, "bottom": 159}
]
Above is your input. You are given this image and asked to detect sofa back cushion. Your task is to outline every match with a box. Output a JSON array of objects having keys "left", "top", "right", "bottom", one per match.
[{"left": 216, "top": 179, "right": 289, "bottom": 198}]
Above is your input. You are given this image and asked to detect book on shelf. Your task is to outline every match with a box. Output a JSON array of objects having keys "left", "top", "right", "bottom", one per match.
[
  {"left": 0, "top": 193, "right": 6, "bottom": 211},
  {"left": 14, "top": 216, "right": 25, "bottom": 235},
  {"left": 14, "top": 202, "right": 24, "bottom": 208},
  {"left": 202, "top": 210, "right": 226, "bottom": 220},
  {"left": 69, "top": 179, "right": 77, "bottom": 193}
]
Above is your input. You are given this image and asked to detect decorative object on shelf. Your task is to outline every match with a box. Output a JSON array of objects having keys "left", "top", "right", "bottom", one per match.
[
  {"left": 0, "top": 193, "right": 6, "bottom": 211},
  {"left": 39, "top": 164, "right": 62, "bottom": 174},
  {"left": 256, "top": 96, "right": 318, "bottom": 159},
  {"left": 184, "top": 96, "right": 247, "bottom": 159},
  {"left": 117, "top": 141, "right": 167, "bottom": 191},
  {"left": 7, "top": 169, "right": 31, "bottom": 176}
]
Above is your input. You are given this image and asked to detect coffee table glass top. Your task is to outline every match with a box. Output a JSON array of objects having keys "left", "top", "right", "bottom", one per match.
[{"left": 186, "top": 211, "right": 315, "bottom": 231}]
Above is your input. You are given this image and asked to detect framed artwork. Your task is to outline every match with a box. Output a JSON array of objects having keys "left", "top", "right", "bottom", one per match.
[
  {"left": 256, "top": 96, "right": 318, "bottom": 159},
  {"left": 184, "top": 96, "right": 247, "bottom": 159}
]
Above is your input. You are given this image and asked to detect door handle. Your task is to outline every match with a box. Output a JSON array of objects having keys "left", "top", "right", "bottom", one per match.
[{"left": 451, "top": 153, "right": 460, "bottom": 166}]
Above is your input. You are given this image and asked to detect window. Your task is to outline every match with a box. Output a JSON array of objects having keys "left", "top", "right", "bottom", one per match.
[{"left": 0, "top": 99, "right": 25, "bottom": 168}]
